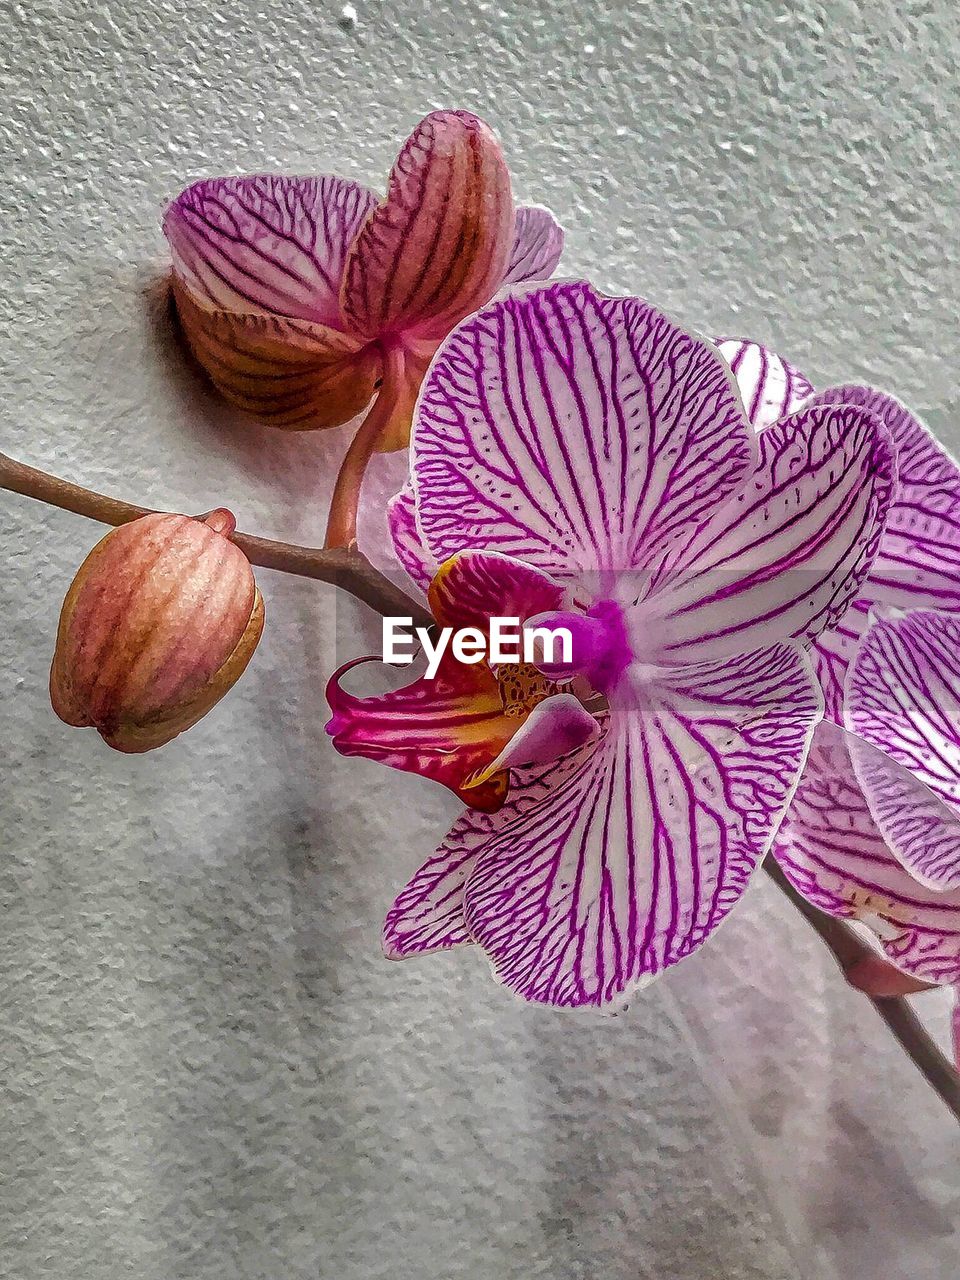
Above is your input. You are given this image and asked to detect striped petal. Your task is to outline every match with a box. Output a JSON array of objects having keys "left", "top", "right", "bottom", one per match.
[
  {"left": 643, "top": 403, "right": 895, "bottom": 663},
  {"left": 427, "top": 548, "right": 564, "bottom": 630},
  {"left": 355, "top": 451, "right": 416, "bottom": 588},
  {"left": 165, "top": 175, "right": 377, "bottom": 326},
  {"left": 412, "top": 282, "right": 754, "bottom": 582},
  {"left": 501, "top": 205, "right": 564, "bottom": 286},
  {"left": 340, "top": 111, "right": 514, "bottom": 344},
  {"left": 846, "top": 608, "right": 960, "bottom": 889},
  {"left": 170, "top": 276, "right": 380, "bottom": 430},
  {"left": 458, "top": 644, "right": 819, "bottom": 1007},
  {"left": 382, "top": 695, "right": 600, "bottom": 961},
  {"left": 809, "top": 386, "right": 960, "bottom": 718},
  {"left": 383, "top": 825, "right": 481, "bottom": 957},
  {"left": 774, "top": 722, "right": 960, "bottom": 985},
  {"left": 715, "top": 337, "right": 814, "bottom": 431},
  {"left": 387, "top": 484, "right": 437, "bottom": 594}
]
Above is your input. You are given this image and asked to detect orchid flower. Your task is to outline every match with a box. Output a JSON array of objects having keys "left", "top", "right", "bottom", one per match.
[
  {"left": 720, "top": 338, "right": 960, "bottom": 991},
  {"left": 163, "top": 110, "right": 564, "bottom": 546},
  {"left": 326, "top": 282, "right": 894, "bottom": 1008}
]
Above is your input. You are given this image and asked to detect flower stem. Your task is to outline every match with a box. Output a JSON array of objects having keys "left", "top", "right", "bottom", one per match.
[
  {"left": 764, "top": 858, "right": 960, "bottom": 1121},
  {"left": 0, "top": 448, "right": 432, "bottom": 627},
  {"left": 325, "top": 342, "right": 406, "bottom": 550}
]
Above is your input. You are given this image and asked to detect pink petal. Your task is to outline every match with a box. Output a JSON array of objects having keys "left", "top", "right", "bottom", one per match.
[
  {"left": 169, "top": 282, "right": 380, "bottom": 429},
  {"left": 501, "top": 205, "right": 564, "bottom": 286},
  {"left": 387, "top": 484, "right": 437, "bottom": 594},
  {"left": 427, "top": 547, "right": 564, "bottom": 629},
  {"left": 355, "top": 450, "right": 417, "bottom": 589},
  {"left": 412, "top": 282, "right": 754, "bottom": 582},
  {"left": 325, "top": 654, "right": 512, "bottom": 812},
  {"left": 326, "top": 551, "right": 574, "bottom": 810},
  {"left": 809, "top": 385, "right": 960, "bottom": 716},
  {"left": 846, "top": 608, "right": 960, "bottom": 889},
  {"left": 165, "top": 175, "right": 377, "bottom": 327},
  {"left": 644, "top": 402, "right": 895, "bottom": 663},
  {"left": 340, "top": 110, "right": 514, "bottom": 343},
  {"left": 462, "top": 693, "right": 601, "bottom": 789},
  {"left": 844, "top": 952, "right": 938, "bottom": 997},
  {"left": 715, "top": 337, "right": 814, "bottom": 431},
  {"left": 382, "top": 695, "right": 600, "bottom": 960},
  {"left": 458, "top": 644, "right": 819, "bottom": 1007},
  {"left": 774, "top": 722, "right": 960, "bottom": 985}
]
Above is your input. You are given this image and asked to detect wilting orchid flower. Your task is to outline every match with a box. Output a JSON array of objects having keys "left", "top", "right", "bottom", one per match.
[
  {"left": 720, "top": 338, "right": 960, "bottom": 988},
  {"left": 164, "top": 110, "right": 564, "bottom": 546},
  {"left": 326, "top": 282, "right": 894, "bottom": 1008}
]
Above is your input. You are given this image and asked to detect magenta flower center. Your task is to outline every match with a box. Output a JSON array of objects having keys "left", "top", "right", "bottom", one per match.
[{"left": 529, "top": 597, "right": 633, "bottom": 694}]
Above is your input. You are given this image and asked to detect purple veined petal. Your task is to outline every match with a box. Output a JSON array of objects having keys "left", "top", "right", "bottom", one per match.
[
  {"left": 808, "top": 385, "right": 960, "bottom": 714},
  {"left": 382, "top": 696, "right": 600, "bottom": 960},
  {"left": 774, "top": 721, "right": 960, "bottom": 986},
  {"left": 387, "top": 484, "right": 437, "bottom": 594},
  {"left": 501, "top": 205, "right": 565, "bottom": 286},
  {"left": 811, "top": 616, "right": 864, "bottom": 724},
  {"left": 340, "top": 110, "right": 514, "bottom": 343},
  {"left": 846, "top": 607, "right": 960, "bottom": 889},
  {"left": 412, "top": 282, "right": 755, "bottom": 583},
  {"left": 164, "top": 175, "right": 378, "bottom": 327},
  {"left": 383, "top": 829, "right": 479, "bottom": 958},
  {"left": 356, "top": 449, "right": 418, "bottom": 591},
  {"left": 714, "top": 336, "right": 814, "bottom": 431},
  {"left": 458, "top": 643, "right": 820, "bottom": 1008},
  {"left": 641, "top": 403, "right": 895, "bottom": 663},
  {"left": 169, "top": 284, "right": 381, "bottom": 430},
  {"left": 427, "top": 547, "right": 565, "bottom": 631}
]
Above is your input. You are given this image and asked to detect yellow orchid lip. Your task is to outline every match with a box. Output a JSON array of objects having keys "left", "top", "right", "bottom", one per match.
[{"left": 325, "top": 550, "right": 598, "bottom": 810}]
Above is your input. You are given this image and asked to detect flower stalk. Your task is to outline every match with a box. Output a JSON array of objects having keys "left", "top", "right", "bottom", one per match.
[
  {"left": 0, "top": 449, "right": 431, "bottom": 627},
  {"left": 764, "top": 859, "right": 960, "bottom": 1122},
  {"left": 324, "top": 342, "right": 408, "bottom": 549}
]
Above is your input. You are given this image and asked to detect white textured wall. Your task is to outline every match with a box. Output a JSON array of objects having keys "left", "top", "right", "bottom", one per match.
[{"left": 1, "top": 2, "right": 958, "bottom": 1277}]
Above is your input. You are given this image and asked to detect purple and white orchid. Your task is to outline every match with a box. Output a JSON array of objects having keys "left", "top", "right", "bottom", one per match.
[
  {"left": 720, "top": 338, "right": 960, "bottom": 997},
  {"left": 327, "top": 282, "right": 896, "bottom": 1008}
]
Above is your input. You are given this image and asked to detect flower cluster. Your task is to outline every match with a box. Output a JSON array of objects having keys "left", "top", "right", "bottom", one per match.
[{"left": 42, "top": 109, "right": 960, "bottom": 1016}]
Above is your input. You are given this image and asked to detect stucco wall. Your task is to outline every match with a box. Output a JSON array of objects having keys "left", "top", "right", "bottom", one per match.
[{"left": 1, "top": 2, "right": 957, "bottom": 1277}]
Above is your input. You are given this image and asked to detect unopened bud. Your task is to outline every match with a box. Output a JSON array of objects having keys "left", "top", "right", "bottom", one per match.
[{"left": 50, "top": 509, "right": 264, "bottom": 752}]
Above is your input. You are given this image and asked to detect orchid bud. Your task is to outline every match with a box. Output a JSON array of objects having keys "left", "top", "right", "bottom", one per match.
[{"left": 49, "top": 509, "right": 264, "bottom": 752}]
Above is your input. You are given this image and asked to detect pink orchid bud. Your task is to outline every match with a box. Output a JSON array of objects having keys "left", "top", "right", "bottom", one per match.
[{"left": 49, "top": 509, "right": 264, "bottom": 752}]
